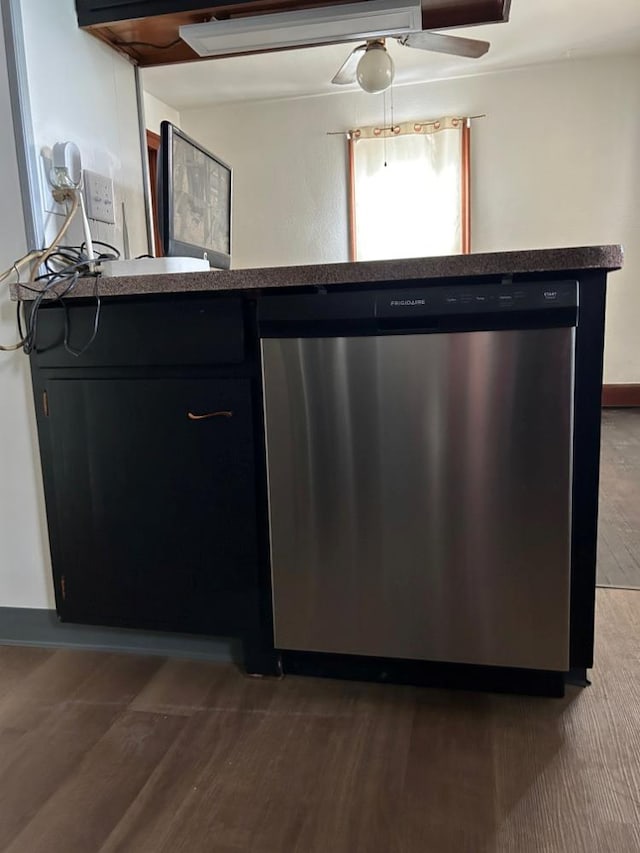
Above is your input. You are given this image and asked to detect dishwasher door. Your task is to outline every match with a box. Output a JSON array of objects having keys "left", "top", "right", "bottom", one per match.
[{"left": 261, "top": 328, "right": 574, "bottom": 671}]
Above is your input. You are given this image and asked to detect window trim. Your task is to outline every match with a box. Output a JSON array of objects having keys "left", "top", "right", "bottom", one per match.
[{"left": 348, "top": 134, "right": 357, "bottom": 262}]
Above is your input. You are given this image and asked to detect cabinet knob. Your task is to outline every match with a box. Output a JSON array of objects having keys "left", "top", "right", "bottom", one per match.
[{"left": 187, "top": 411, "right": 233, "bottom": 421}]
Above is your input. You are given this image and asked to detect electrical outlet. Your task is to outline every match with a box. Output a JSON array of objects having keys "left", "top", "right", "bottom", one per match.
[
  {"left": 39, "top": 151, "right": 67, "bottom": 217},
  {"left": 83, "top": 170, "right": 115, "bottom": 224}
]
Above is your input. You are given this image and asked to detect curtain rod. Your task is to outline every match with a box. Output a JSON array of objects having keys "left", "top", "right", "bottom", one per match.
[{"left": 326, "top": 114, "right": 486, "bottom": 136}]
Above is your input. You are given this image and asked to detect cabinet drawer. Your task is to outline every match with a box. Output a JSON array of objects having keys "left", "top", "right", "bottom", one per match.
[{"left": 33, "top": 297, "right": 245, "bottom": 368}]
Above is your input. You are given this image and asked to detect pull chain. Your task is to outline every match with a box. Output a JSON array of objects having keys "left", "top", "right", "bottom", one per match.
[
  {"left": 383, "top": 90, "right": 388, "bottom": 167},
  {"left": 390, "top": 85, "right": 395, "bottom": 135}
]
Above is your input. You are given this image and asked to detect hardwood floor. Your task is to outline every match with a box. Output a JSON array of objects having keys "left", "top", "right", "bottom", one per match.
[
  {"left": 0, "top": 408, "right": 637, "bottom": 851},
  {"left": 598, "top": 409, "right": 640, "bottom": 587},
  {"left": 0, "top": 588, "right": 639, "bottom": 852}
]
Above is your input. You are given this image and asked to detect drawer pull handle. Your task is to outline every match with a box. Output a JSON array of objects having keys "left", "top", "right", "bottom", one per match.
[{"left": 187, "top": 411, "right": 233, "bottom": 421}]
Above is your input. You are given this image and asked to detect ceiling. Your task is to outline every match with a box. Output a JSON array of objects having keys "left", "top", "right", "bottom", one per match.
[{"left": 142, "top": 0, "right": 640, "bottom": 110}]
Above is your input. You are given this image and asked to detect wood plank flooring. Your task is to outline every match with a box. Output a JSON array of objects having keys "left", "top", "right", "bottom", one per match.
[
  {"left": 0, "top": 588, "right": 639, "bottom": 852},
  {"left": 598, "top": 409, "right": 640, "bottom": 587}
]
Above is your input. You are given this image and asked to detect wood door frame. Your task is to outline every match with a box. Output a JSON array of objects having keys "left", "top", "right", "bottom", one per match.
[{"left": 146, "top": 129, "right": 163, "bottom": 257}]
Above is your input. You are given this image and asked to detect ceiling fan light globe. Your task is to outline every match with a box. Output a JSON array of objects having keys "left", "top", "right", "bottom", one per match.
[{"left": 357, "top": 44, "right": 395, "bottom": 93}]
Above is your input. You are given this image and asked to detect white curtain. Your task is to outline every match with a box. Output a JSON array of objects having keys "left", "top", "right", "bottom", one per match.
[{"left": 353, "top": 120, "right": 464, "bottom": 261}]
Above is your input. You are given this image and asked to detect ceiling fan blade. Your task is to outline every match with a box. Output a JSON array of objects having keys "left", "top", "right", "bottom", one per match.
[
  {"left": 331, "top": 44, "right": 367, "bottom": 85},
  {"left": 399, "top": 31, "right": 490, "bottom": 58}
]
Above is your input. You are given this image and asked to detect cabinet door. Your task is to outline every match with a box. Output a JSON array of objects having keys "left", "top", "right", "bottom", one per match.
[{"left": 44, "top": 377, "right": 258, "bottom": 635}]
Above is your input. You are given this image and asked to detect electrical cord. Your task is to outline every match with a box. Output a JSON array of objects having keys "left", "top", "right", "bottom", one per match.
[
  {"left": 34, "top": 244, "right": 115, "bottom": 357},
  {"left": 78, "top": 190, "right": 95, "bottom": 270},
  {"left": 0, "top": 250, "right": 41, "bottom": 286},
  {"left": 83, "top": 240, "right": 120, "bottom": 258},
  {"left": 62, "top": 276, "right": 101, "bottom": 358},
  {"left": 39, "top": 241, "right": 118, "bottom": 279},
  {"left": 43, "top": 250, "right": 84, "bottom": 273},
  {"left": 21, "top": 271, "right": 81, "bottom": 356},
  {"left": 1, "top": 188, "right": 117, "bottom": 355},
  {"left": 31, "top": 192, "right": 80, "bottom": 279},
  {"left": 0, "top": 192, "right": 80, "bottom": 351},
  {"left": 113, "top": 37, "right": 181, "bottom": 50},
  {"left": 21, "top": 249, "right": 112, "bottom": 357}
]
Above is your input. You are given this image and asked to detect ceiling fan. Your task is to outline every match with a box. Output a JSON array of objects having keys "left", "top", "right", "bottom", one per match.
[{"left": 332, "top": 32, "right": 490, "bottom": 93}]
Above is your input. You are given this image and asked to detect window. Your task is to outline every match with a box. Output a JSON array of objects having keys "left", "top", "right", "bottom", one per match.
[{"left": 349, "top": 116, "right": 470, "bottom": 261}]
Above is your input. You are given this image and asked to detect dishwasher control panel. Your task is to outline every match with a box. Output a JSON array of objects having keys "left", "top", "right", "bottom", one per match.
[
  {"left": 376, "top": 280, "right": 578, "bottom": 318},
  {"left": 258, "top": 281, "right": 578, "bottom": 336}
]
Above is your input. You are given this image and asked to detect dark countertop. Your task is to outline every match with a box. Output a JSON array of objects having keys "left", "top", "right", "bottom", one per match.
[{"left": 13, "top": 245, "right": 624, "bottom": 301}]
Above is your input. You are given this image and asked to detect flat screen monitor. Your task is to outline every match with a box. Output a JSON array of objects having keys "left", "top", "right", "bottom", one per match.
[{"left": 158, "top": 121, "right": 232, "bottom": 269}]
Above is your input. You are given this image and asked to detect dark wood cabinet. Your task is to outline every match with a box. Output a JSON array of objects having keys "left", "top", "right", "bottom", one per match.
[
  {"left": 45, "top": 376, "right": 257, "bottom": 635},
  {"left": 30, "top": 296, "right": 277, "bottom": 673}
]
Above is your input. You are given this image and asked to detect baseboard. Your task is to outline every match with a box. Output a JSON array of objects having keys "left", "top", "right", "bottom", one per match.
[
  {"left": 0, "top": 607, "right": 237, "bottom": 662},
  {"left": 602, "top": 384, "right": 640, "bottom": 407}
]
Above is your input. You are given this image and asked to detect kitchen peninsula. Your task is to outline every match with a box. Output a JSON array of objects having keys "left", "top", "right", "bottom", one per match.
[{"left": 16, "top": 245, "right": 623, "bottom": 696}]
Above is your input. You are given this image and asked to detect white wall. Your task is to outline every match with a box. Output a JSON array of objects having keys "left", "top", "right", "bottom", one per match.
[
  {"left": 22, "top": 0, "right": 148, "bottom": 257},
  {"left": 0, "top": 11, "right": 54, "bottom": 608},
  {"left": 0, "top": 0, "right": 149, "bottom": 610},
  {"left": 143, "top": 91, "right": 181, "bottom": 134},
  {"left": 182, "top": 95, "right": 351, "bottom": 268},
  {"left": 181, "top": 54, "right": 640, "bottom": 383}
]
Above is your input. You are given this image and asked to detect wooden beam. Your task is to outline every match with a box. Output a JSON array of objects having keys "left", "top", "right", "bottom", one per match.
[
  {"left": 77, "top": 0, "right": 511, "bottom": 68},
  {"left": 422, "top": 0, "right": 509, "bottom": 30}
]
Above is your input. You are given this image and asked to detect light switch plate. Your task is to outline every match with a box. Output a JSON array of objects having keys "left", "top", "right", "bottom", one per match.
[{"left": 83, "top": 170, "right": 115, "bottom": 224}]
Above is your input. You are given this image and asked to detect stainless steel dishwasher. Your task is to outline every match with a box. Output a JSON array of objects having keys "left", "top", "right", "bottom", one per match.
[{"left": 259, "top": 281, "right": 577, "bottom": 672}]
